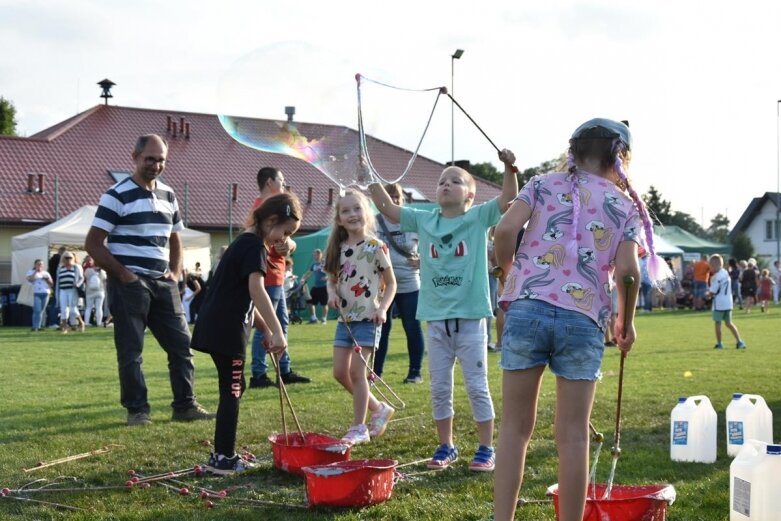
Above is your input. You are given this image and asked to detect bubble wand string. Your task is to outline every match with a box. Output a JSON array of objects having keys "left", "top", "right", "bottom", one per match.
[
  {"left": 270, "top": 353, "right": 305, "bottom": 443},
  {"left": 603, "top": 275, "right": 635, "bottom": 499},
  {"left": 338, "top": 311, "right": 406, "bottom": 410}
]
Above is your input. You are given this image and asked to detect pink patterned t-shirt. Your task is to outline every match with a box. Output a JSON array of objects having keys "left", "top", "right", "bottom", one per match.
[{"left": 499, "top": 171, "right": 642, "bottom": 330}]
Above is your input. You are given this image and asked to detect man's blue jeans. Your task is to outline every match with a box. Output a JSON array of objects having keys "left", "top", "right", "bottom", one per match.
[
  {"left": 251, "top": 285, "right": 291, "bottom": 377},
  {"left": 108, "top": 275, "right": 196, "bottom": 414}
]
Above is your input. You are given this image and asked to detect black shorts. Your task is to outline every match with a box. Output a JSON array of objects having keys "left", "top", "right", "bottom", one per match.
[{"left": 308, "top": 286, "right": 328, "bottom": 306}]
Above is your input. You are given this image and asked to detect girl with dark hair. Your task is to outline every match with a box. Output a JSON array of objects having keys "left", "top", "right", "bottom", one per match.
[
  {"left": 191, "top": 193, "right": 302, "bottom": 475},
  {"left": 493, "top": 119, "right": 671, "bottom": 521}
]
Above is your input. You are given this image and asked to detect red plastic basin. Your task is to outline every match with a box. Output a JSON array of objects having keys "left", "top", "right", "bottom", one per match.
[
  {"left": 547, "top": 483, "right": 676, "bottom": 521},
  {"left": 268, "top": 432, "right": 351, "bottom": 476},
  {"left": 303, "top": 459, "right": 398, "bottom": 508}
]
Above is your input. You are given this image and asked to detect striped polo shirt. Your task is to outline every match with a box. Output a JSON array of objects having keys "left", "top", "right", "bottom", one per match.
[{"left": 92, "top": 177, "right": 184, "bottom": 278}]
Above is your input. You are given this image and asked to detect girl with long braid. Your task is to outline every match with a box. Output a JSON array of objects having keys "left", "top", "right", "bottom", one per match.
[{"left": 492, "top": 119, "right": 671, "bottom": 521}]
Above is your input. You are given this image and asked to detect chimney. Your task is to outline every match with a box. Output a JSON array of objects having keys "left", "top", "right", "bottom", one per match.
[
  {"left": 307, "top": 187, "right": 313, "bottom": 204},
  {"left": 37, "top": 174, "right": 45, "bottom": 195},
  {"left": 172, "top": 122, "right": 178, "bottom": 138},
  {"left": 185, "top": 122, "right": 190, "bottom": 139},
  {"left": 27, "top": 173, "right": 35, "bottom": 193},
  {"left": 328, "top": 188, "right": 333, "bottom": 206},
  {"left": 285, "top": 106, "right": 295, "bottom": 123},
  {"left": 167, "top": 115, "right": 172, "bottom": 132}
]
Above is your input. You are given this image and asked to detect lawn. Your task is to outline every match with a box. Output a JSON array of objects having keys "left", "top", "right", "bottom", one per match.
[{"left": 0, "top": 307, "right": 779, "bottom": 520}]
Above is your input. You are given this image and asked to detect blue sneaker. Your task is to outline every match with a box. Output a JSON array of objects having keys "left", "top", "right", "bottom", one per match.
[
  {"left": 427, "top": 444, "right": 458, "bottom": 470},
  {"left": 736, "top": 340, "right": 747, "bottom": 349},
  {"left": 469, "top": 445, "right": 496, "bottom": 472},
  {"left": 713, "top": 343, "right": 723, "bottom": 349}
]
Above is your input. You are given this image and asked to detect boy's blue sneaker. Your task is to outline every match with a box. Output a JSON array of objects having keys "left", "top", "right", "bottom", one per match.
[
  {"left": 736, "top": 340, "right": 747, "bottom": 349},
  {"left": 469, "top": 445, "right": 496, "bottom": 472},
  {"left": 713, "top": 343, "right": 723, "bottom": 349},
  {"left": 427, "top": 444, "right": 458, "bottom": 470}
]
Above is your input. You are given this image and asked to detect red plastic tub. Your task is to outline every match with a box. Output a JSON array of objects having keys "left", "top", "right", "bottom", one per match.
[
  {"left": 268, "top": 432, "right": 351, "bottom": 476},
  {"left": 547, "top": 483, "right": 676, "bottom": 521},
  {"left": 302, "top": 459, "right": 398, "bottom": 508}
]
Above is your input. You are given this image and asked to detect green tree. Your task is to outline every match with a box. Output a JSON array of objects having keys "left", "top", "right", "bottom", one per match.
[
  {"left": 707, "top": 213, "right": 730, "bottom": 244},
  {"left": 468, "top": 162, "right": 501, "bottom": 185},
  {"left": 0, "top": 96, "right": 18, "bottom": 136},
  {"left": 731, "top": 231, "right": 754, "bottom": 261},
  {"left": 669, "top": 211, "right": 706, "bottom": 237},
  {"left": 642, "top": 186, "right": 672, "bottom": 224}
]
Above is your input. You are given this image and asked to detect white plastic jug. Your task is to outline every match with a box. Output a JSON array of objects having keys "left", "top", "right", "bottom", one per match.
[
  {"left": 730, "top": 440, "right": 781, "bottom": 521},
  {"left": 670, "top": 395, "right": 717, "bottom": 463},
  {"left": 726, "top": 393, "right": 774, "bottom": 457}
]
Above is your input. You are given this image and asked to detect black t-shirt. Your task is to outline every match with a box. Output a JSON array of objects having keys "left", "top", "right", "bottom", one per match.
[{"left": 191, "top": 233, "right": 267, "bottom": 358}]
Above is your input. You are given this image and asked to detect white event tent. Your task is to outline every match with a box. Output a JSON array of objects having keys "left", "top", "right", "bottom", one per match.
[{"left": 11, "top": 205, "right": 211, "bottom": 285}]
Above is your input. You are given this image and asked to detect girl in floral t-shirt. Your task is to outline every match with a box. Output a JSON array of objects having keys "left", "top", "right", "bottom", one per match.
[
  {"left": 492, "top": 119, "right": 671, "bottom": 521},
  {"left": 324, "top": 190, "right": 397, "bottom": 445}
]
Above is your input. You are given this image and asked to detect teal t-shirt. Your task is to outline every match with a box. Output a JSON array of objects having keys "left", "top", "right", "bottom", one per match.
[{"left": 400, "top": 199, "right": 501, "bottom": 321}]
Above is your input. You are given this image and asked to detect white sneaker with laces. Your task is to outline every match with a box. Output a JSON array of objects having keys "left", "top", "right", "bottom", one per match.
[
  {"left": 369, "top": 403, "right": 395, "bottom": 438},
  {"left": 341, "top": 424, "right": 370, "bottom": 445}
]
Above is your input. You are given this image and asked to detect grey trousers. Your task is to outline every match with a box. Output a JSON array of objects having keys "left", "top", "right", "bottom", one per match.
[{"left": 108, "top": 275, "right": 196, "bottom": 414}]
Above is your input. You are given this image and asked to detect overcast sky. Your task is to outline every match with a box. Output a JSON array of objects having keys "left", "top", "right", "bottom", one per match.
[{"left": 2, "top": 0, "right": 781, "bottom": 228}]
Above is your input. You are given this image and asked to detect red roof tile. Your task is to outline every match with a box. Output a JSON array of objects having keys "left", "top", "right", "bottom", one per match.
[{"left": 0, "top": 105, "right": 500, "bottom": 231}]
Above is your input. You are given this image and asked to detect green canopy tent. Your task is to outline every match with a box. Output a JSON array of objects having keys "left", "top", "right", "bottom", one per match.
[{"left": 654, "top": 225, "right": 730, "bottom": 255}]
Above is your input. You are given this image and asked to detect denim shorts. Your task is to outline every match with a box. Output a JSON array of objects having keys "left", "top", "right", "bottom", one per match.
[
  {"left": 334, "top": 321, "right": 381, "bottom": 349},
  {"left": 500, "top": 299, "right": 604, "bottom": 381}
]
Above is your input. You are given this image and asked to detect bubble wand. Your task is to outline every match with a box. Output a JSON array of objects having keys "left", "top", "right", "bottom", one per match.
[
  {"left": 338, "top": 311, "right": 406, "bottom": 411},
  {"left": 603, "top": 275, "right": 635, "bottom": 499}
]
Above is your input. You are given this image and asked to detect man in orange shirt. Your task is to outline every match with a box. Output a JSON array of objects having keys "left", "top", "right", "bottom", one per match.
[
  {"left": 692, "top": 254, "right": 711, "bottom": 311},
  {"left": 247, "top": 167, "right": 311, "bottom": 388}
]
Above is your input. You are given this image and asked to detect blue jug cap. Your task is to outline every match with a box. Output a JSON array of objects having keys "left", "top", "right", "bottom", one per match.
[
  {"left": 732, "top": 393, "right": 743, "bottom": 399},
  {"left": 767, "top": 445, "right": 781, "bottom": 455},
  {"left": 677, "top": 397, "right": 687, "bottom": 403}
]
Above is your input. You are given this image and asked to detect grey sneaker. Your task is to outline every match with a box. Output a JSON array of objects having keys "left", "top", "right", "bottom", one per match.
[
  {"left": 172, "top": 403, "right": 215, "bottom": 422},
  {"left": 127, "top": 412, "right": 152, "bottom": 426}
]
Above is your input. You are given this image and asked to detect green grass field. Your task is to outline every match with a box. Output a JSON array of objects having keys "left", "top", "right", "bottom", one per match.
[{"left": 0, "top": 308, "right": 779, "bottom": 520}]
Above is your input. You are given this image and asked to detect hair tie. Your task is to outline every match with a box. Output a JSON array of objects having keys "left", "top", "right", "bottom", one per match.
[{"left": 285, "top": 204, "right": 291, "bottom": 217}]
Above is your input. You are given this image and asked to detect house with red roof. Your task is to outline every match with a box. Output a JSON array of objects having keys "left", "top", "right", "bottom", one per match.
[{"left": 0, "top": 91, "right": 501, "bottom": 285}]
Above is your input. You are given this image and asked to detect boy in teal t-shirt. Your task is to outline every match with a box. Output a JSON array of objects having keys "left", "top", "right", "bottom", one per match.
[{"left": 369, "top": 149, "right": 518, "bottom": 472}]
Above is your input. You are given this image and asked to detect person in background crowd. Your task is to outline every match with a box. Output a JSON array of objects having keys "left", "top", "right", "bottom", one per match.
[
  {"left": 57, "top": 251, "right": 84, "bottom": 333},
  {"left": 692, "top": 254, "right": 711, "bottom": 311},
  {"left": 84, "top": 262, "right": 107, "bottom": 326},
  {"left": 740, "top": 258, "right": 759, "bottom": 313},
  {"left": 27, "top": 259, "right": 53, "bottom": 331},
  {"left": 45, "top": 246, "right": 66, "bottom": 328}
]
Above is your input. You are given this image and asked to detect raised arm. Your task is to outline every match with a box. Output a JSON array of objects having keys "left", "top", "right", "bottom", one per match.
[
  {"left": 368, "top": 183, "right": 402, "bottom": 223},
  {"left": 497, "top": 149, "right": 520, "bottom": 214},
  {"left": 494, "top": 199, "right": 532, "bottom": 278}
]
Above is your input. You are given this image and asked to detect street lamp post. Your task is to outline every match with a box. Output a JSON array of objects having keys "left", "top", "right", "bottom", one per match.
[{"left": 451, "top": 49, "right": 464, "bottom": 165}]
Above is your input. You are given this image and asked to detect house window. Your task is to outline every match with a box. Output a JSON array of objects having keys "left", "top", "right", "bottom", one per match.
[
  {"left": 108, "top": 170, "right": 131, "bottom": 183},
  {"left": 766, "top": 219, "right": 781, "bottom": 240}
]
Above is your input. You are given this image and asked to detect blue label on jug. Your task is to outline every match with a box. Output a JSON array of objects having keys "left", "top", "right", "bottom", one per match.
[
  {"left": 673, "top": 421, "right": 688, "bottom": 445},
  {"left": 728, "top": 421, "right": 744, "bottom": 445}
]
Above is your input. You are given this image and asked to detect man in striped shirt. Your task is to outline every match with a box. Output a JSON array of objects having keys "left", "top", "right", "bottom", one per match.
[{"left": 86, "top": 134, "right": 214, "bottom": 426}]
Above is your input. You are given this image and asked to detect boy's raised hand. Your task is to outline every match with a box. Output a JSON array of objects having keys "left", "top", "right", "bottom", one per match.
[{"left": 498, "top": 148, "right": 516, "bottom": 167}]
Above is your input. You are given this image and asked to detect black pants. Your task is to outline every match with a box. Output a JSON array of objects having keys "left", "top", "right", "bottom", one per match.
[{"left": 211, "top": 353, "right": 246, "bottom": 456}]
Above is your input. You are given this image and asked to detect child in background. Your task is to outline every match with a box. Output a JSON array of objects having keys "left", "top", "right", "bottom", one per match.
[
  {"left": 300, "top": 249, "right": 330, "bottom": 324},
  {"left": 323, "top": 190, "right": 397, "bottom": 445},
  {"left": 708, "top": 254, "right": 746, "bottom": 349},
  {"left": 492, "top": 119, "right": 672, "bottom": 521},
  {"left": 191, "top": 193, "right": 301, "bottom": 474},
  {"left": 369, "top": 148, "right": 519, "bottom": 472},
  {"left": 756, "top": 268, "right": 775, "bottom": 313}
]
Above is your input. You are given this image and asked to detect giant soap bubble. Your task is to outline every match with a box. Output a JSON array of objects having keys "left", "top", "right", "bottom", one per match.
[{"left": 217, "top": 42, "right": 446, "bottom": 189}]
